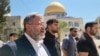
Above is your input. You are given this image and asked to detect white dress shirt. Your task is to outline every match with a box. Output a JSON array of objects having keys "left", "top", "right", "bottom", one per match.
[
  {"left": 0, "top": 40, "right": 4, "bottom": 47},
  {"left": 25, "top": 33, "right": 48, "bottom": 56}
]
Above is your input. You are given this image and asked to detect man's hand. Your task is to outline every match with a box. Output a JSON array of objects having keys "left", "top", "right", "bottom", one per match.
[
  {"left": 79, "top": 52, "right": 88, "bottom": 56},
  {"left": 62, "top": 48, "right": 68, "bottom": 56}
]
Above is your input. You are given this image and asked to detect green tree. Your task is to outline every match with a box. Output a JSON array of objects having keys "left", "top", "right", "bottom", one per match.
[
  {"left": 58, "top": 19, "right": 69, "bottom": 41},
  {"left": 0, "top": 0, "right": 10, "bottom": 32}
]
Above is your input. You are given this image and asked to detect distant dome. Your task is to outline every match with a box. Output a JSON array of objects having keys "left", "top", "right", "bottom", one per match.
[{"left": 45, "top": 1, "right": 66, "bottom": 14}]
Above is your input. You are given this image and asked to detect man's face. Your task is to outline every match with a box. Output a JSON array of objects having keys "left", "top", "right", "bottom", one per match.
[
  {"left": 10, "top": 35, "right": 18, "bottom": 41},
  {"left": 71, "top": 29, "right": 77, "bottom": 37},
  {"left": 90, "top": 24, "right": 98, "bottom": 36},
  {"left": 28, "top": 16, "right": 45, "bottom": 41},
  {"left": 50, "top": 22, "right": 58, "bottom": 33}
]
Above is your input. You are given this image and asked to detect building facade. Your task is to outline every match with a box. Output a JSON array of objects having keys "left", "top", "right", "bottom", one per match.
[
  {"left": 96, "top": 16, "right": 100, "bottom": 39},
  {"left": 0, "top": 16, "right": 23, "bottom": 41},
  {"left": 44, "top": 1, "right": 84, "bottom": 40}
]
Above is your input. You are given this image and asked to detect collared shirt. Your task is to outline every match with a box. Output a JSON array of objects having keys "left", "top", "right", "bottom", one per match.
[
  {"left": 73, "top": 37, "right": 77, "bottom": 43},
  {"left": 25, "top": 33, "right": 48, "bottom": 56},
  {"left": 62, "top": 35, "right": 76, "bottom": 56}
]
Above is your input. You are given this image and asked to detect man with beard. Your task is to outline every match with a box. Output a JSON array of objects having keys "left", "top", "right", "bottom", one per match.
[
  {"left": 44, "top": 19, "right": 61, "bottom": 56},
  {"left": 0, "top": 13, "right": 50, "bottom": 56},
  {"left": 62, "top": 28, "right": 78, "bottom": 56},
  {"left": 77, "top": 22, "right": 99, "bottom": 56}
]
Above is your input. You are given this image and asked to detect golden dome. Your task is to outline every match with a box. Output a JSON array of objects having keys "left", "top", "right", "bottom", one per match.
[{"left": 45, "top": 2, "right": 66, "bottom": 14}]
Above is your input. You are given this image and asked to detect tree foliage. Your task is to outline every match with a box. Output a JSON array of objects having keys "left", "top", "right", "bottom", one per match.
[
  {"left": 0, "top": 0, "right": 10, "bottom": 32},
  {"left": 58, "top": 19, "right": 69, "bottom": 41},
  {"left": 58, "top": 19, "right": 69, "bottom": 32}
]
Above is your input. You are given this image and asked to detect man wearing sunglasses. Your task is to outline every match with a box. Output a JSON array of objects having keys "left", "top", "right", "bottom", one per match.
[{"left": 62, "top": 28, "right": 78, "bottom": 56}]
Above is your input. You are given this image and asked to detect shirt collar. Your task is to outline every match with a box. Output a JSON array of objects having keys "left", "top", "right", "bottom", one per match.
[{"left": 24, "top": 33, "right": 43, "bottom": 47}]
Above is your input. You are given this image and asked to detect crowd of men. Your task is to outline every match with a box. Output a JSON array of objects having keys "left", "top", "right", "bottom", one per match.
[{"left": 0, "top": 13, "right": 99, "bottom": 56}]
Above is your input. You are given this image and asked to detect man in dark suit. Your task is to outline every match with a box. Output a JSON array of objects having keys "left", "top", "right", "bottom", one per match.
[
  {"left": 44, "top": 19, "right": 61, "bottom": 56},
  {"left": 77, "top": 22, "right": 99, "bottom": 56},
  {"left": 0, "top": 13, "right": 50, "bottom": 56}
]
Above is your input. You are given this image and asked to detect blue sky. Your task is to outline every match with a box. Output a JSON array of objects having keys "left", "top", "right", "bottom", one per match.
[{"left": 10, "top": 0, "right": 100, "bottom": 24}]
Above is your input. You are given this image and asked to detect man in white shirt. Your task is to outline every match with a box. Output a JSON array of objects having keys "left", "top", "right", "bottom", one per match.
[{"left": 0, "top": 13, "right": 50, "bottom": 56}]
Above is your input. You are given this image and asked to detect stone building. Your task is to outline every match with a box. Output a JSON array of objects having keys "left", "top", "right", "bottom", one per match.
[{"left": 44, "top": 1, "right": 84, "bottom": 40}]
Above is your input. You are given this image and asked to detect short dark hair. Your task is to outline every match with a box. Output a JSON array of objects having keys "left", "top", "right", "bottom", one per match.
[
  {"left": 70, "top": 28, "right": 77, "bottom": 31},
  {"left": 85, "top": 22, "right": 97, "bottom": 30},
  {"left": 47, "top": 19, "right": 58, "bottom": 26},
  {"left": 9, "top": 33, "right": 18, "bottom": 37}
]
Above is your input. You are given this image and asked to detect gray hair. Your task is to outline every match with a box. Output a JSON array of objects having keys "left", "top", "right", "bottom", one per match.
[{"left": 24, "top": 13, "right": 43, "bottom": 31}]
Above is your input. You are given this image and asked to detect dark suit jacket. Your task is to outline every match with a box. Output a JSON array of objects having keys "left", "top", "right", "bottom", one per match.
[
  {"left": 0, "top": 35, "right": 39, "bottom": 56},
  {"left": 77, "top": 33, "right": 99, "bottom": 56},
  {"left": 44, "top": 31, "right": 61, "bottom": 56}
]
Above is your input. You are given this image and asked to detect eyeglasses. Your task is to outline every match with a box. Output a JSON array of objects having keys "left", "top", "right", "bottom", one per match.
[{"left": 28, "top": 22, "right": 46, "bottom": 26}]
